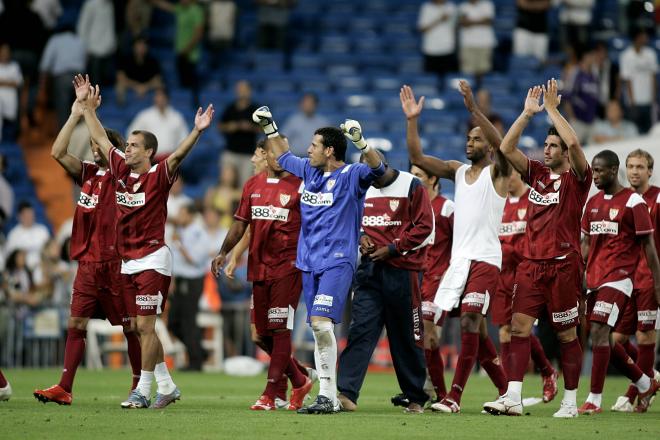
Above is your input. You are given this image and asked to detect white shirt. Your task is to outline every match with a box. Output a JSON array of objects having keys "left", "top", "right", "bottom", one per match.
[
  {"left": 5, "top": 223, "right": 51, "bottom": 270},
  {"left": 558, "top": 0, "right": 594, "bottom": 25},
  {"left": 620, "top": 46, "right": 658, "bottom": 106},
  {"left": 418, "top": 1, "right": 457, "bottom": 56},
  {"left": 31, "top": 0, "right": 62, "bottom": 30},
  {"left": 459, "top": 1, "right": 496, "bottom": 49},
  {"left": 0, "top": 61, "right": 23, "bottom": 120},
  {"left": 167, "top": 192, "right": 193, "bottom": 220},
  {"left": 0, "top": 174, "right": 13, "bottom": 220},
  {"left": 169, "top": 219, "right": 210, "bottom": 279},
  {"left": 127, "top": 106, "right": 189, "bottom": 155},
  {"left": 77, "top": 0, "right": 116, "bottom": 56}
]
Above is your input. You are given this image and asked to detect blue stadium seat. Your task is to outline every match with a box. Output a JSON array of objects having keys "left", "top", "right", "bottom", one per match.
[{"left": 333, "top": 76, "right": 368, "bottom": 93}]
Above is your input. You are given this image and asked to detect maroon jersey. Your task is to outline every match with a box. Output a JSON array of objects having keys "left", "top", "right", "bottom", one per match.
[
  {"left": 423, "top": 195, "right": 453, "bottom": 280},
  {"left": 70, "top": 162, "right": 119, "bottom": 262},
  {"left": 108, "top": 147, "right": 176, "bottom": 260},
  {"left": 361, "top": 171, "right": 434, "bottom": 270},
  {"left": 523, "top": 159, "right": 592, "bottom": 259},
  {"left": 633, "top": 186, "right": 660, "bottom": 289},
  {"left": 581, "top": 188, "right": 653, "bottom": 290},
  {"left": 499, "top": 189, "right": 530, "bottom": 269},
  {"left": 234, "top": 172, "right": 302, "bottom": 281}
]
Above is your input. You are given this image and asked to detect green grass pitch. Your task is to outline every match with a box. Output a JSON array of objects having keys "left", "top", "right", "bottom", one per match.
[{"left": 2, "top": 369, "right": 660, "bottom": 439}]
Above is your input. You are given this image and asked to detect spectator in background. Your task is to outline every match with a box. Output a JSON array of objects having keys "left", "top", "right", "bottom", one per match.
[
  {"left": 458, "top": 0, "right": 496, "bottom": 84},
  {"left": 38, "top": 23, "right": 85, "bottom": 128},
  {"left": 467, "top": 88, "right": 504, "bottom": 134},
  {"left": 168, "top": 203, "right": 209, "bottom": 371},
  {"left": 77, "top": 0, "right": 117, "bottom": 86},
  {"left": 591, "top": 41, "right": 620, "bottom": 118},
  {"left": 126, "top": 87, "right": 188, "bottom": 159},
  {"left": 115, "top": 37, "right": 162, "bottom": 105},
  {"left": 166, "top": 177, "right": 192, "bottom": 221},
  {"left": 218, "top": 80, "right": 260, "bottom": 186},
  {"left": 204, "top": 164, "right": 241, "bottom": 229},
  {"left": 558, "top": 0, "right": 594, "bottom": 51},
  {"left": 121, "top": 0, "right": 152, "bottom": 55},
  {"left": 563, "top": 48, "right": 599, "bottom": 143},
  {"left": 31, "top": 0, "right": 62, "bottom": 31},
  {"left": 5, "top": 201, "right": 50, "bottom": 270},
  {"left": 0, "top": 42, "right": 22, "bottom": 141},
  {"left": 0, "top": 153, "right": 13, "bottom": 225},
  {"left": 32, "top": 238, "right": 72, "bottom": 306},
  {"left": 202, "top": 206, "right": 227, "bottom": 260},
  {"left": 3, "top": 249, "right": 37, "bottom": 307},
  {"left": 256, "top": 0, "right": 295, "bottom": 50},
  {"left": 620, "top": 28, "right": 658, "bottom": 134},
  {"left": 513, "top": 0, "right": 550, "bottom": 62},
  {"left": 282, "top": 93, "right": 330, "bottom": 156},
  {"left": 417, "top": 0, "right": 457, "bottom": 81},
  {"left": 588, "top": 100, "right": 639, "bottom": 144}
]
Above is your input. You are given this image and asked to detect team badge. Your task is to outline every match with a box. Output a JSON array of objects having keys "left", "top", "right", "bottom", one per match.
[
  {"left": 279, "top": 193, "right": 290, "bottom": 206},
  {"left": 609, "top": 208, "right": 619, "bottom": 220},
  {"left": 389, "top": 200, "right": 399, "bottom": 211},
  {"left": 553, "top": 179, "right": 561, "bottom": 191},
  {"left": 326, "top": 179, "right": 336, "bottom": 190},
  {"left": 133, "top": 182, "right": 142, "bottom": 192},
  {"left": 517, "top": 208, "right": 526, "bottom": 220}
]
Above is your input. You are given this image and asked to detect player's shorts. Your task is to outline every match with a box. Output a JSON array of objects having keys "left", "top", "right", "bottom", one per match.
[
  {"left": 302, "top": 263, "right": 354, "bottom": 324},
  {"left": 491, "top": 266, "right": 515, "bottom": 326},
  {"left": 250, "top": 271, "right": 302, "bottom": 336},
  {"left": 459, "top": 261, "right": 499, "bottom": 316},
  {"left": 122, "top": 269, "right": 171, "bottom": 316},
  {"left": 421, "top": 274, "right": 443, "bottom": 324},
  {"left": 615, "top": 287, "right": 660, "bottom": 334},
  {"left": 512, "top": 253, "right": 583, "bottom": 330},
  {"left": 586, "top": 286, "right": 629, "bottom": 327},
  {"left": 71, "top": 260, "right": 131, "bottom": 326}
]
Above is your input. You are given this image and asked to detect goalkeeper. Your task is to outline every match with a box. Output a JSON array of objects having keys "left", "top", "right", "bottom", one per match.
[{"left": 252, "top": 107, "right": 385, "bottom": 414}]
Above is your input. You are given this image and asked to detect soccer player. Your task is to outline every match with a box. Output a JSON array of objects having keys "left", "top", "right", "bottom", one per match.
[
  {"left": 493, "top": 169, "right": 558, "bottom": 403},
  {"left": 577, "top": 150, "right": 660, "bottom": 415},
  {"left": 0, "top": 369, "right": 10, "bottom": 401},
  {"left": 402, "top": 81, "right": 509, "bottom": 414},
  {"left": 75, "top": 75, "right": 214, "bottom": 409},
  {"left": 34, "top": 88, "right": 142, "bottom": 405},
  {"left": 611, "top": 149, "right": 660, "bottom": 412},
  {"left": 336, "top": 155, "right": 434, "bottom": 413},
  {"left": 211, "top": 138, "right": 314, "bottom": 411},
  {"left": 251, "top": 107, "right": 385, "bottom": 414},
  {"left": 484, "top": 80, "right": 592, "bottom": 418}
]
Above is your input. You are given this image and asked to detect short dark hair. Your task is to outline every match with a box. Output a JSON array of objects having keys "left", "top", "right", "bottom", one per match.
[
  {"left": 131, "top": 130, "right": 158, "bottom": 162},
  {"left": 593, "top": 149, "right": 620, "bottom": 168},
  {"left": 314, "top": 127, "right": 347, "bottom": 162},
  {"left": 17, "top": 200, "right": 33, "bottom": 213},
  {"left": 105, "top": 128, "right": 125, "bottom": 152},
  {"left": 547, "top": 126, "right": 568, "bottom": 151},
  {"left": 626, "top": 148, "right": 654, "bottom": 170}
]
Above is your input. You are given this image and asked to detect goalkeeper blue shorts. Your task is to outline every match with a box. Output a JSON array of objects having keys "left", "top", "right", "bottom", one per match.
[{"left": 302, "top": 263, "right": 354, "bottom": 324}]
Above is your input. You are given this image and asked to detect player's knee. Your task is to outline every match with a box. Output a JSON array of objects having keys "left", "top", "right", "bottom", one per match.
[
  {"left": 636, "top": 330, "right": 656, "bottom": 345},
  {"left": 68, "top": 317, "right": 88, "bottom": 330},
  {"left": 311, "top": 320, "right": 334, "bottom": 348},
  {"left": 136, "top": 320, "right": 156, "bottom": 336},
  {"left": 510, "top": 314, "right": 533, "bottom": 337},
  {"left": 589, "top": 322, "right": 610, "bottom": 346},
  {"left": 611, "top": 332, "right": 628, "bottom": 344},
  {"left": 425, "top": 334, "right": 440, "bottom": 350},
  {"left": 459, "top": 313, "right": 481, "bottom": 333},
  {"left": 499, "top": 325, "right": 512, "bottom": 343},
  {"left": 556, "top": 327, "right": 577, "bottom": 344}
]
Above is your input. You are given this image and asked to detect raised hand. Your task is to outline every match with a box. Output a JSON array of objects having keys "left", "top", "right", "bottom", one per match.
[
  {"left": 458, "top": 80, "right": 476, "bottom": 113},
  {"left": 83, "top": 83, "right": 102, "bottom": 111},
  {"left": 524, "top": 85, "right": 544, "bottom": 116},
  {"left": 341, "top": 119, "right": 368, "bottom": 151},
  {"left": 542, "top": 78, "right": 561, "bottom": 111},
  {"left": 400, "top": 85, "right": 425, "bottom": 120},
  {"left": 72, "top": 74, "right": 90, "bottom": 103},
  {"left": 194, "top": 104, "right": 215, "bottom": 132},
  {"left": 252, "top": 106, "right": 278, "bottom": 136}
]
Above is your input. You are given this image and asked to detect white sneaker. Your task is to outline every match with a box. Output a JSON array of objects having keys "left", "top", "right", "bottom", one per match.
[
  {"left": 274, "top": 397, "right": 289, "bottom": 409},
  {"left": 0, "top": 383, "right": 11, "bottom": 402},
  {"left": 553, "top": 400, "right": 578, "bottom": 418},
  {"left": 610, "top": 396, "right": 633, "bottom": 413},
  {"left": 483, "top": 394, "right": 523, "bottom": 416}
]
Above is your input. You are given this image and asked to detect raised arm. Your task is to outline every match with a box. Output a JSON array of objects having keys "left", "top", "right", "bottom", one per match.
[
  {"left": 499, "top": 86, "right": 545, "bottom": 176},
  {"left": 166, "top": 105, "right": 214, "bottom": 175},
  {"left": 51, "top": 95, "right": 84, "bottom": 178},
  {"left": 76, "top": 75, "right": 113, "bottom": 163},
  {"left": 542, "top": 78, "right": 588, "bottom": 180},
  {"left": 341, "top": 119, "right": 383, "bottom": 169},
  {"left": 400, "top": 85, "right": 461, "bottom": 180},
  {"left": 252, "top": 106, "right": 290, "bottom": 158}
]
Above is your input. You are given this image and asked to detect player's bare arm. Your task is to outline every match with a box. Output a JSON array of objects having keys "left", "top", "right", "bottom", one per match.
[
  {"left": 166, "top": 105, "right": 214, "bottom": 175},
  {"left": 224, "top": 226, "right": 250, "bottom": 279},
  {"left": 400, "top": 85, "right": 461, "bottom": 180},
  {"left": 641, "top": 234, "right": 660, "bottom": 303},
  {"left": 500, "top": 86, "right": 545, "bottom": 176},
  {"left": 51, "top": 91, "right": 85, "bottom": 177},
  {"left": 542, "top": 78, "right": 588, "bottom": 180},
  {"left": 252, "top": 106, "right": 290, "bottom": 158},
  {"left": 77, "top": 75, "right": 112, "bottom": 162},
  {"left": 341, "top": 119, "right": 382, "bottom": 168},
  {"left": 211, "top": 220, "right": 248, "bottom": 276}
]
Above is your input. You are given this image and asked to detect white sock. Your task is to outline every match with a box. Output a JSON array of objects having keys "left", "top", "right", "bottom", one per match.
[
  {"left": 506, "top": 381, "right": 523, "bottom": 402},
  {"left": 563, "top": 388, "right": 577, "bottom": 405},
  {"left": 136, "top": 370, "right": 154, "bottom": 398},
  {"left": 586, "top": 392, "right": 602, "bottom": 407},
  {"left": 154, "top": 362, "right": 176, "bottom": 395},
  {"left": 312, "top": 321, "right": 337, "bottom": 405},
  {"left": 635, "top": 374, "right": 650, "bottom": 393}
]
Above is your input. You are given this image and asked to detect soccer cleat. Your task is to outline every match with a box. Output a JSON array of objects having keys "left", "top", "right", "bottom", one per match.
[
  {"left": 274, "top": 397, "right": 289, "bottom": 409},
  {"left": 552, "top": 400, "right": 578, "bottom": 418},
  {"left": 610, "top": 396, "right": 633, "bottom": 412},
  {"left": 337, "top": 393, "right": 357, "bottom": 412},
  {"left": 577, "top": 402, "right": 602, "bottom": 415},
  {"left": 250, "top": 395, "right": 276, "bottom": 411},
  {"left": 288, "top": 377, "right": 313, "bottom": 410},
  {"left": 425, "top": 397, "right": 441, "bottom": 409},
  {"left": 483, "top": 394, "right": 523, "bottom": 416},
  {"left": 33, "top": 385, "right": 72, "bottom": 405},
  {"left": 151, "top": 387, "right": 181, "bottom": 409},
  {"left": 0, "top": 383, "right": 12, "bottom": 402},
  {"left": 296, "top": 395, "right": 339, "bottom": 414},
  {"left": 542, "top": 371, "right": 558, "bottom": 403},
  {"left": 430, "top": 397, "right": 460, "bottom": 413},
  {"left": 390, "top": 393, "right": 410, "bottom": 408},
  {"left": 635, "top": 378, "right": 660, "bottom": 413},
  {"left": 121, "top": 389, "right": 151, "bottom": 409},
  {"left": 404, "top": 402, "right": 424, "bottom": 414}
]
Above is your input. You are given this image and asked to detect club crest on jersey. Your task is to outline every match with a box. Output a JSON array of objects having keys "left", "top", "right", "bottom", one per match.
[
  {"left": 279, "top": 193, "right": 290, "bottom": 206},
  {"left": 389, "top": 200, "right": 399, "bottom": 212},
  {"left": 517, "top": 208, "right": 526, "bottom": 220},
  {"left": 133, "top": 182, "right": 142, "bottom": 192},
  {"left": 553, "top": 179, "right": 561, "bottom": 191},
  {"left": 609, "top": 208, "right": 619, "bottom": 220},
  {"left": 326, "top": 179, "right": 336, "bottom": 190}
]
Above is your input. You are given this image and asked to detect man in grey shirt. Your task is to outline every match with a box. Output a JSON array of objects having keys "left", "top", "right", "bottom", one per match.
[{"left": 281, "top": 93, "right": 330, "bottom": 156}]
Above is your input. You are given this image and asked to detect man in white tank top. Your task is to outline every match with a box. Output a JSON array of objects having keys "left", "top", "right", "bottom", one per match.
[{"left": 401, "top": 82, "right": 510, "bottom": 413}]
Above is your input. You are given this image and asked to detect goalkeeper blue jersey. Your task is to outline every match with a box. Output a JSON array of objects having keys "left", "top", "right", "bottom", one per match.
[{"left": 278, "top": 151, "right": 385, "bottom": 272}]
